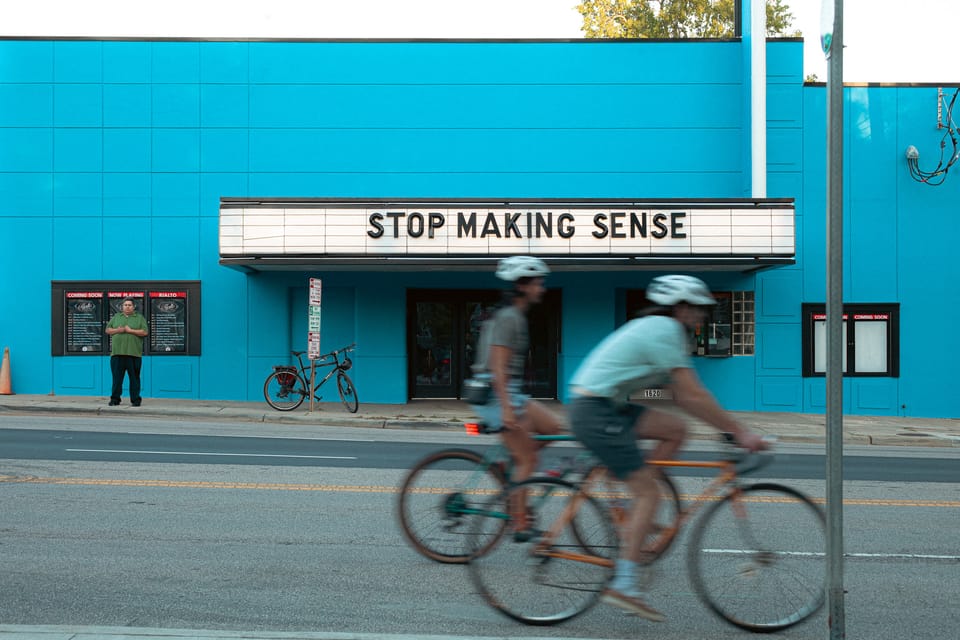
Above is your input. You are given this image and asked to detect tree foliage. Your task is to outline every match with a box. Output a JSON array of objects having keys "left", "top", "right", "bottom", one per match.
[{"left": 578, "top": 0, "right": 798, "bottom": 39}]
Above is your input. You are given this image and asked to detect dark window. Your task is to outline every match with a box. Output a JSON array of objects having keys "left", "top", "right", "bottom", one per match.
[
  {"left": 801, "top": 303, "right": 899, "bottom": 377},
  {"left": 52, "top": 281, "right": 201, "bottom": 356},
  {"left": 625, "top": 289, "right": 754, "bottom": 357}
]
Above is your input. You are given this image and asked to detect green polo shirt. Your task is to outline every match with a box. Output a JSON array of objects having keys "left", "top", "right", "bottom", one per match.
[{"left": 107, "top": 312, "right": 148, "bottom": 357}]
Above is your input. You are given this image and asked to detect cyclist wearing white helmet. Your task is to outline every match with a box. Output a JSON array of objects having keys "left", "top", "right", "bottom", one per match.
[
  {"left": 568, "top": 274, "right": 768, "bottom": 622},
  {"left": 471, "top": 255, "right": 563, "bottom": 540}
]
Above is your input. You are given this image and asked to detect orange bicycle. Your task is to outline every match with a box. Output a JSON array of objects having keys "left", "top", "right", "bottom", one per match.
[{"left": 467, "top": 434, "right": 826, "bottom": 632}]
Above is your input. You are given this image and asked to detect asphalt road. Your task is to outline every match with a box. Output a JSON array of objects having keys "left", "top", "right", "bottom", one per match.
[
  {"left": 0, "top": 414, "right": 957, "bottom": 639},
  {"left": 0, "top": 426, "right": 957, "bottom": 483}
]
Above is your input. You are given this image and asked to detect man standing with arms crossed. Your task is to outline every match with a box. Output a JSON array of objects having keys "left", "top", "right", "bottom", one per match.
[
  {"left": 105, "top": 297, "right": 148, "bottom": 407},
  {"left": 568, "top": 275, "right": 768, "bottom": 621}
]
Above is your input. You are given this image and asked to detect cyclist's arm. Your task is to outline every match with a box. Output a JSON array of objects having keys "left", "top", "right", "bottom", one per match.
[
  {"left": 668, "top": 367, "right": 766, "bottom": 451},
  {"left": 487, "top": 344, "right": 518, "bottom": 428}
]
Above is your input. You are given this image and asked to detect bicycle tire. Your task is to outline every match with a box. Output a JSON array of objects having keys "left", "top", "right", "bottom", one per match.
[
  {"left": 336, "top": 370, "right": 359, "bottom": 413},
  {"left": 396, "top": 448, "right": 508, "bottom": 564},
  {"left": 687, "top": 482, "right": 826, "bottom": 632},
  {"left": 574, "top": 466, "right": 682, "bottom": 563},
  {"left": 468, "top": 477, "right": 616, "bottom": 626},
  {"left": 262, "top": 370, "right": 307, "bottom": 411}
]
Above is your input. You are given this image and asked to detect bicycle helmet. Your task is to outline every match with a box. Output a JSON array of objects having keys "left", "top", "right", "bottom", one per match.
[
  {"left": 495, "top": 256, "right": 551, "bottom": 282},
  {"left": 646, "top": 275, "right": 716, "bottom": 306}
]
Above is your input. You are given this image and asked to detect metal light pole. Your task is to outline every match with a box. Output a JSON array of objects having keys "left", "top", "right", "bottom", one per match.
[{"left": 822, "top": 0, "right": 845, "bottom": 637}]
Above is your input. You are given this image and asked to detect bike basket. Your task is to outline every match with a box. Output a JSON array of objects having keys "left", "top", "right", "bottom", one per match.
[{"left": 341, "top": 356, "right": 352, "bottom": 371}]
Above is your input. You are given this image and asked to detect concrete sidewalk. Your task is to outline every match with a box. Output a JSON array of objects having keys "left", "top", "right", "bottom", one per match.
[{"left": 0, "top": 393, "right": 958, "bottom": 447}]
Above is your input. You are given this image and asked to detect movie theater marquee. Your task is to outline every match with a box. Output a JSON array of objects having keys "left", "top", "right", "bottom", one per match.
[{"left": 219, "top": 202, "right": 794, "bottom": 257}]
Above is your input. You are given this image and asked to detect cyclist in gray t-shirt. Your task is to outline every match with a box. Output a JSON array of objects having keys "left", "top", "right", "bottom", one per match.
[
  {"left": 568, "top": 275, "right": 768, "bottom": 622},
  {"left": 470, "top": 256, "right": 563, "bottom": 540}
]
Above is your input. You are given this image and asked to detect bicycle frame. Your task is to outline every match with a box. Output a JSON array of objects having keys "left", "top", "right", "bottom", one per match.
[{"left": 291, "top": 345, "right": 354, "bottom": 401}]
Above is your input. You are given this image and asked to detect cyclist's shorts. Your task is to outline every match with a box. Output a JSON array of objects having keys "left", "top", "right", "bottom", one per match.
[
  {"left": 469, "top": 383, "right": 529, "bottom": 433},
  {"left": 568, "top": 395, "right": 646, "bottom": 480}
]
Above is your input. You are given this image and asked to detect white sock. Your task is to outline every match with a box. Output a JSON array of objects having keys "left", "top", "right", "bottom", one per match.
[{"left": 610, "top": 559, "right": 639, "bottom": 594}]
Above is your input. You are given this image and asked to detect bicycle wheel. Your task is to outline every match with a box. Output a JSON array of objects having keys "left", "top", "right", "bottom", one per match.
[
  {"left": 262, "top": 370, "right": 307, "bottom": 411},
  {"left": 575, "top": 466, "right": 681, "bottom": 562},
  {"left": 336, "top": 371, "right": 359, "bottom": 413},
  {"left": 468, "top": 477, "right": 616, "bottom": 626},
  {"left": 396, "top": 448, "right": 508, "bottom": 564},
  {"left": 687, "top": 482, "right": 826, "bottom": 632}
]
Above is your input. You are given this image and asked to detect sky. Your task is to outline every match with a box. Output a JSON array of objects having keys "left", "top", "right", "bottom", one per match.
[{"left": 3, "top": 0, "right": 958, "bottom": 83}]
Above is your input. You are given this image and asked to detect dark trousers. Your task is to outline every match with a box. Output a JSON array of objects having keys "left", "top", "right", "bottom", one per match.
[{"left": 110, "top": 355, "right": 142, "bottom": 404}]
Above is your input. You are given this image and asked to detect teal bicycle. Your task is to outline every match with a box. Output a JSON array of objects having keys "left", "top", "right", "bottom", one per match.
[{"left": 395, "top": 423, "right": 681, "bottom": 564}]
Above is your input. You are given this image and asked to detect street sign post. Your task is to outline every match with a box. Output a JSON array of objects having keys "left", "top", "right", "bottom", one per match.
[{"left": 308, "top": 278, "right": 322, "bottom": 412}]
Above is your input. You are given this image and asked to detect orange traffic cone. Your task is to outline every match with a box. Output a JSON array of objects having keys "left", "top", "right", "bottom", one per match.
[{"left": 0, "top": 347, "right": 12, "bottom": 395}]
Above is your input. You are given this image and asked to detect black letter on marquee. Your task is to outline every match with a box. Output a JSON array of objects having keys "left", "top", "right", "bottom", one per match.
[
  {"left": 428, "top": 213, "right": 444, "bottom": 238},
  {"left": 610, "top": 212, "right": 626, "bottom": 239},
  {"left": 386, "top": 211, "right": 405, "bottom": 238},
  {"left": 670, "top": 211, "right": 687, "bottom": 238},
  {"left": 367, "top": 213, "right": 384, "bottom": 238},
  {"left": 651, "top": 213, "right": 669, "bottom": 239},
  {"left": 536, "top": 212, "right": 553, "bottom": 238},
  {"left": 558, "top": 213, "right": 575, "bottom": 238},
  {"left": 458, "top": 212, "right": 477, "bottom": 238},
  {"left": 408, "top": 212, "right": 424, "bottom": 238},
  {"left": 504, "top": 213, "right": 522, "bottom": 238},
  {"left": 592, "top": 213, "right": 609, "bottom": 238},
  {"left": 481, "top": 212, "right": 502, "bottom": 238},
  {"left": 630, "top": 212, "right": 647, "bottom": 237}
]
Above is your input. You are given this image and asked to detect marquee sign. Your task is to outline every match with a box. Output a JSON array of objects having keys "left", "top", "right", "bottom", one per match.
[{"left": 220, "top": 200, "right": 794, "bottom": 260}]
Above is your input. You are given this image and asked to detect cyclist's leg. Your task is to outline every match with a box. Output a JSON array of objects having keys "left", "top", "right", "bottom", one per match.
[{"left": 635, "top": 407, "right": 687, "bottom": 462}]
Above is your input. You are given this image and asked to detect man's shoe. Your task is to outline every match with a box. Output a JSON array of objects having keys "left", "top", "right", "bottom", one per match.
[
  {"left": 601, "top": 588, "right": 665, "bottom": 622},
  {"left": 131, "top": 401, "right": 141, "bottom": 407},
  {"left": 108, "top": 400, "right": 120, "bottom": 406},
  {"left": 512, "top": 528, "right": 543, "bottom": 543}
]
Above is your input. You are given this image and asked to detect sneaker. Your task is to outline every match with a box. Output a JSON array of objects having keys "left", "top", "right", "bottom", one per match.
[
  {"left": 512, "top": 528, "right": 543, "bottom": 543},
  {"left": 601, "top": 588, "right": 665, "bottom": 622}
]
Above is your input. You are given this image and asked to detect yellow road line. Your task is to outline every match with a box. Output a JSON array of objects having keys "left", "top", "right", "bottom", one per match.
[{"left": 1, "top": 475, "right": 958, "bottom": 508}]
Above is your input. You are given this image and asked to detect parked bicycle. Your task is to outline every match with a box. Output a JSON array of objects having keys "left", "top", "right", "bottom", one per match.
[
  {"left": 395, "top": 423, "right": 681, "bottom": 565},
  {"left": 262, "top": 344, "right": 359, "bottom": 413},
  {"left": 466, "top": 433, "right": 826, "bottom": 632}
]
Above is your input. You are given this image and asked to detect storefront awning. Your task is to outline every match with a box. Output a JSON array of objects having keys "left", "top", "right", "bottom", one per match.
[{"left": 219, "top": 198, "right": 795, "bottom": 274}]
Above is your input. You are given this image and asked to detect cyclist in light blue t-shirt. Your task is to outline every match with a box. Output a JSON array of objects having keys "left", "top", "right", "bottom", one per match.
[{"left": 569, "top": 275, "right": 768, "bottom": 622}]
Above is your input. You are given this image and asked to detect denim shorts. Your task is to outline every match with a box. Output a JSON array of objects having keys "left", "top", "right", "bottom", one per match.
[
  {"left": 469, "top": 383, "right": 529, "bottom": 433},
  {"left": 568, "top": 395, "right": 647, "bottom": 480}
]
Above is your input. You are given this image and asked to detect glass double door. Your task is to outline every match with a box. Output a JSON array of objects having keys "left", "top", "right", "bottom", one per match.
[{"left": 408, "top": 289, "right": 560, "bottom": 400}]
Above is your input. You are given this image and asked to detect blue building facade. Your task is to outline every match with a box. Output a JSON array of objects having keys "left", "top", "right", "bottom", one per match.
[{"left": 0, "top": 37, "right": 956, "bottom": 418}]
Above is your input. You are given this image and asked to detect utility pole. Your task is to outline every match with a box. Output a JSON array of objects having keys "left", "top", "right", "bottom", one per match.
[{"left": 822, "top": 0, "right": 845, "bottom": 637}]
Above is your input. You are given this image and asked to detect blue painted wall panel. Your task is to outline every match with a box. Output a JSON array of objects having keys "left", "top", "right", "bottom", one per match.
[
  {"left": 0, "top": 173, "right": 52, "bottom": 215},
  {"left": 54, "top": 41, "right": 102, "bottom": 83},
  {"left": 103, "top": 173, "right": 151, "bottom": 216},
  {"left": 152, "top": 173, "right": 200, "bottom": 216},
  {"left": 200, "top": 173, "right": 248, "bottom": 215},
  {"left": 200, "top": 42, "right": 250, "bottom": 83},
  {"left": 103, "top": 85, "right": 152, "bottom": 127},
  {"left": 54, "top": 173, "right": 102, "bottom": 216},
  {"left": 152, "top": 129, "right": 200, "bottom": 172},
  {"left": 0, "top": 41, "right": 53, "bottom": 82},
  {"left": 54, "top": 85, "right": 102, "bottom": 127},
  {"left": 152, "top": 42, "right": 200, "bottom": 83},
  {"left": 0, "top": 84, "right": 53, "bottom": 126},
  {"left": 152, "top": 85, "right": 200, "bottom": 127},
  {"left": 152, "top": 218, "right": 199, "bottom": 278},
  {"left": 200, "top": 85, "right": 249, "bottom": 127},
  {"left": 200, "top": 130, "right": 249, "bottom": 172},
  {"left": 53, "top": 217, "right": 102, "bottom": 276},
  {"left": 102, "top": 217, "right": 151, "bottom": 277},
  {"left": 103, "top": 42, "right": 151, "bottom": 83},
  {"left": 104, "top": 129, "right": 152, "bottom": 172},
  {"left": 0, "top": 129, "right": 53, "bottom": 171},
  {"left": 54, "top": 129, "right": 102, "bottom": 172}
]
